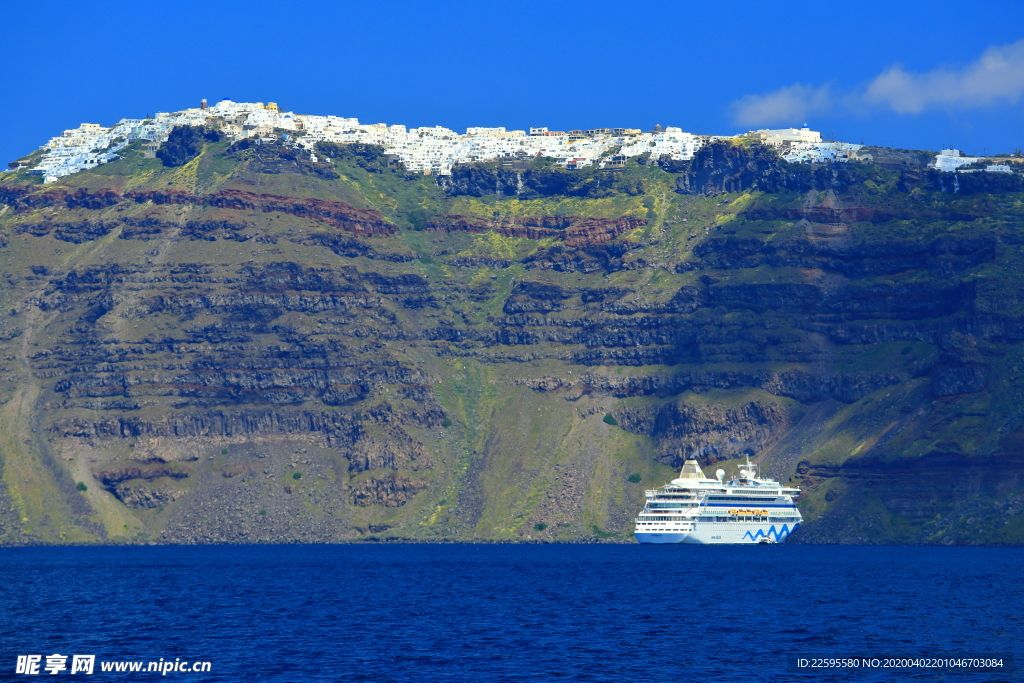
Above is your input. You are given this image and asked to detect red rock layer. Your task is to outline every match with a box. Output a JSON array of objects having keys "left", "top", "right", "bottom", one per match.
[
  {"left": 0, "top": 186, "right": 122, "bottom": 210},
  {"left": 0, "top": 185, "right": 397, "bottom": 237}
]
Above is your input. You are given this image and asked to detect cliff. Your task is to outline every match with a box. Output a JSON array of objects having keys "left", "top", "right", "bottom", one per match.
[{"left": 1, "top": 138, "right": 1023, "bottom": 545}]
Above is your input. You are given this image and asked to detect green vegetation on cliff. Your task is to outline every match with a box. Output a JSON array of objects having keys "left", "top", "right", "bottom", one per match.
[{"left": 0, "top": 138, "right": 1023, "bottom": 545}]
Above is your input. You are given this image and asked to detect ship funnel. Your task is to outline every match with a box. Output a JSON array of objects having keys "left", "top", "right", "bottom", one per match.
[{"left": 677, "top": 459, "right": 705, "bottom": 480}]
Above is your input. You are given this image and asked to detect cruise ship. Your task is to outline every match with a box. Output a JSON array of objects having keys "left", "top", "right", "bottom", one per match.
[{"left": 634, "top": 458, "right": 802, "bottom": 544}]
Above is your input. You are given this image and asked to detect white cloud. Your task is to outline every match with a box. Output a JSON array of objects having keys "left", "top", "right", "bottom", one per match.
[
  {"left": 864, "top": 40, "right": 1024, "bottom": 113},
  {"left": 730, "top": 84, "right": 832, "bottom": 127},
  {"left": 731, "top": 38, "right": 1024, "bottom": 127}
]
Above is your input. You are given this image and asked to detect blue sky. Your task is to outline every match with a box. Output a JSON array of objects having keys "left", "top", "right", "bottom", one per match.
[{"left": 2, "top": 0, "right": 1023, "bottom": 164}]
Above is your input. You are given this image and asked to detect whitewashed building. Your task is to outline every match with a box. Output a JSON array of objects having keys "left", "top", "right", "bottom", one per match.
[
  {"left": 933, "top": 149, "right": 980, "bottom": 172},
  {"left": 744, "top": 127, "right": 822, "bottom": 146},
  {"left": 782, "top": 141, "right": 863, "bottom": 164},
  {"left": 24, "top": 99, "right": 714, "bottom": 181}
]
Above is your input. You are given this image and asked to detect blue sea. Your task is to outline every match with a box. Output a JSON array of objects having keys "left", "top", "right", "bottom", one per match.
[{"left": 0, "top": 544, "right": 1019, "bottom": 682}]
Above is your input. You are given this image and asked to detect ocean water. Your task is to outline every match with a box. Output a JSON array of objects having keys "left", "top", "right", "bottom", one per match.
[{"left": 0, "top": 544, "right": 1019, "bottom": 682}]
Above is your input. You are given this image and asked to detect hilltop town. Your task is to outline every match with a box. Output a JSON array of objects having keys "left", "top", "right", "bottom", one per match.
[{"left": 13, "top": 98, "right": 1017, "bottom": 185}]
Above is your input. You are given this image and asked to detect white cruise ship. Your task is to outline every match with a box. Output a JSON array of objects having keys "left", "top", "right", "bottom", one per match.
[{"left": 634, "top": 458, "right": 802, "bottom": 544}]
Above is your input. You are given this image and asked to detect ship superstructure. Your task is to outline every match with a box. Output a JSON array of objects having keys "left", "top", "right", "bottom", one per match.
[{"left": 634, "top": 458, "right": 802, "bottom": 544}]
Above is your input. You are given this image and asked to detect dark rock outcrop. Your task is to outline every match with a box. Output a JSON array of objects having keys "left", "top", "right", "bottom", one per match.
[
  {"left": 677, "top": 141, "right": 789, "bottom": 196},
  {"left": 350, "top": 474, "right": 427, "bottom": 507},
  {"left": 229, "top": 139, "right": 340, "bottom": 179},
  {"left": 114, "top": 485, "right": 184, "bottom": 509},
  {"left": 438, "top": 164, "right": 647, "bottom": 199},
  {"left": 157, "top": 125, "right": 224, "bottom": 167},
  {"left": 616, "top": 397, "right": 803, "bottom": 466},
  {"left": 94, "top": 465, "right": 189, "bottom": 487}
]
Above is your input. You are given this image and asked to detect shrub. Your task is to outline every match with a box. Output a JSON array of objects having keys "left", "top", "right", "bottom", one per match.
[
  {"left": 591, "top": 524, "right": 619, "bottom": 539},
  {"left": 602, "top": 413, "right": 618, "bottom": 426},
  {"left": 533, "top": 522, "right": 548, "bottom": 531},
  {"left": 627, "top": 473, "right": 642, "bottom": 483},
  {"left": 292, "top": 472, "right": 303, "bottom": 480},
  {"left": 76, "top": 482, "right": 88, "bottom": 491},
  {"left": 221, "top": 448, "right": 228, "bottom": 455},
  {"left": 441, "top": 418, "right": 453, "bottom": 428}
]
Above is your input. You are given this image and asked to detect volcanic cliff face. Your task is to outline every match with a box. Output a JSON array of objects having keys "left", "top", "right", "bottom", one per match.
[{"left": 1, "top": 138, "right": 1023, "bottom": 545}]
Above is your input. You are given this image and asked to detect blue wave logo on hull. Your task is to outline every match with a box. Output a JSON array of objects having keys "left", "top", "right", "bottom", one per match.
[{"left": 743, "top": 524, "right": 799, "bottom": 542}]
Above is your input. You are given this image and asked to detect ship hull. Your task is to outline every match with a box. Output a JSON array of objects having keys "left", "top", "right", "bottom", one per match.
[{"left": 635, "top": 522, "right": 799, "bottom": 545}]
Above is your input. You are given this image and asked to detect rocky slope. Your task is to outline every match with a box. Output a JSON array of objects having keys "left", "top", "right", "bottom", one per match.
[{"left": 1, "top": 136, "right": 1023, "bottom": 545}]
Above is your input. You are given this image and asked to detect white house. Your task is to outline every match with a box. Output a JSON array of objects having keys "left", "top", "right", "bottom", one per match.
[
  {"left": 745, "top": 127, "right": 822, "bottom": 146},
  {"left": 933, "top": 149, "right": 979, "bottom": 172}
]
